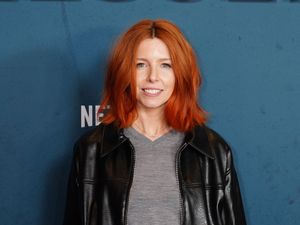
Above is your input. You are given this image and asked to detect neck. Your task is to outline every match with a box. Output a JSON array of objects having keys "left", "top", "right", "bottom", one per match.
[{"left": 132, "top": 108, "right": 171, "bottom": 141}]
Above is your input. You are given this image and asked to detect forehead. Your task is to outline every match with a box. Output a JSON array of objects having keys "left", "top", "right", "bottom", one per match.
[{"left": 136, "top": 38, "right": 170, "bottom": 58}]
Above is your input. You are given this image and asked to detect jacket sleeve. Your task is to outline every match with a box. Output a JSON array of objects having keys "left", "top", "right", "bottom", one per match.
[
  {"left": 63, "top": 142, "right": 82, "bottom": 225},
  {"left": 223, "top": 147, "right": 247, "bottom": 225}
]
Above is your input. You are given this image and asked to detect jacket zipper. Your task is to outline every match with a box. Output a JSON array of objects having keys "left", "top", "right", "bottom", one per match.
[
  {"left": 175, "top": 142, "right": 188, "bottom": 225},
  {"left": 124, "top": 140, "right": 136, "bottom": 225},
  {"left": 123, "top": 140, "right": 187, "bottom": 225}
]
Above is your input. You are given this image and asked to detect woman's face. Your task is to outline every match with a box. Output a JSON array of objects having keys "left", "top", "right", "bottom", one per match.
[{"left": 135, "top": 38, "right": 175, "bottom": 113}]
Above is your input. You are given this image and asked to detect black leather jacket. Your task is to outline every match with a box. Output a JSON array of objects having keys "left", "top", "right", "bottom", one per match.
[{"left": 63, "top": 123, "right": 247, "bottom": 225}]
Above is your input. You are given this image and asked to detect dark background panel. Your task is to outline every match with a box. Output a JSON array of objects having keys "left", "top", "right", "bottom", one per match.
[{"left": 0, "top": 1, "right": 299, "bottom": 224}]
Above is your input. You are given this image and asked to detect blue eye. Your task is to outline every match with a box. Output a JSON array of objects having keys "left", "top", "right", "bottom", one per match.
[
  {"left": 161, "top": 63, "right": 172, "bottom": 69},
  {"left": 136, "top": 63, "right": 146, "bottom": 68}
]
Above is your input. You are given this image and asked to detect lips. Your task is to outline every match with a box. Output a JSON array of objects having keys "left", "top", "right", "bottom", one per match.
[{"left": 142, "top": 88, "right": 163, "bottom": 96}]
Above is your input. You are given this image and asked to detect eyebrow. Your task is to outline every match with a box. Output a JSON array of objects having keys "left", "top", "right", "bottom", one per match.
[{"left": 136, "top": 58, "right": 171, "bottom": 61}]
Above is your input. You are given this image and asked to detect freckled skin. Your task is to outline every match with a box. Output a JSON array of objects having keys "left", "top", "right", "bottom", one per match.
[{"left": 135, "top": 38, "right": 175, "bottom": 114}]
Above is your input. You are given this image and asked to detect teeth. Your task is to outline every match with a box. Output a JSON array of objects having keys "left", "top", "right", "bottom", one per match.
[{"left": 143, "top": 89, "right": 161, "bottom": 94}]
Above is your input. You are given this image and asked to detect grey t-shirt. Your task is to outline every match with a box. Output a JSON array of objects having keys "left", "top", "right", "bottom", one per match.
[{"left": 123, "top": 127, "right": 185, "bottom": 225}]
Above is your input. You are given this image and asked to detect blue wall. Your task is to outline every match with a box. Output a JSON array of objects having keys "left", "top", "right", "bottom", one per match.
[{"left": 0, "top": 1, "right": 299, "bottom": 224}]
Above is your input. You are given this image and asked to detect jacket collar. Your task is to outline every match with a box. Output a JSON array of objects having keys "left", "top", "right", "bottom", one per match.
[
  {"left": 184, "top": 125, "right": 215, "bottom": 159},
  {"left": 100, "top": 123, "right": 215, "bottom": 159}
]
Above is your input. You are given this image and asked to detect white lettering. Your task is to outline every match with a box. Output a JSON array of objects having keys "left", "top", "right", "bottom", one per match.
[
  {"left": 81, "top": 105, "right": 93, "bottom": 127},
  {"left": 81, "top": 105, "right": 108, "bottom": 128}
]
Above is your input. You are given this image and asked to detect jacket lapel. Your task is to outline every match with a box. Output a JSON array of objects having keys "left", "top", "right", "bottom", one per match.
[
  {"left": 100, "top": 123, "right": 128, "bottom": 158},
  {"left": 100, "top": 123, "right": 215, "bottom": 159},
  {"left": 185, "top": 125, "right": 215, "bottom": 159}
]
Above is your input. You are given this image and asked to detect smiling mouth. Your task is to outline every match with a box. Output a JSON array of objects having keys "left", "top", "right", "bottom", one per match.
[{"left": 142, "top": 88, "right": 163, "bottom": 95}]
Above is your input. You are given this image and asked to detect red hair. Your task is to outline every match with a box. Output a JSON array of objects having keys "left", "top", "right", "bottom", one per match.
[{"left": 98, "top": 19, "right": 207, "bottom": 132}]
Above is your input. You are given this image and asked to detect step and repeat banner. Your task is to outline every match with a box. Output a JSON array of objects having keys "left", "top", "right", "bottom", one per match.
[{"left": 1, "top": 1, "right": 299, "bottom": 225}]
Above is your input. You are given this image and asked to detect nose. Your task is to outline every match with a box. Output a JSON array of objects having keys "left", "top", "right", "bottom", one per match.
[{"left": 148, "top": 66, "right": 159, "bottom": 82}]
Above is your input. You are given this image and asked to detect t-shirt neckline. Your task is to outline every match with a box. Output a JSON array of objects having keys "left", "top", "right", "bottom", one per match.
[{"left": 124, "top": 126, "right": 177, "bottom": 145}]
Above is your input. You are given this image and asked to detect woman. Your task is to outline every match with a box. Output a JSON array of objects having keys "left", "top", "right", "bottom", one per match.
[{"left": 63, "top": 19, "right": 247, "bottom": 225}]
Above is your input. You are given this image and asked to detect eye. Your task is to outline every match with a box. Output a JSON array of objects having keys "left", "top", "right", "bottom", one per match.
[
  {"left": 136, "top": 62, "right": 147, "bottom": 68},
  {"left": 161, "top": 63, "right": 172, "bottom": 69}
]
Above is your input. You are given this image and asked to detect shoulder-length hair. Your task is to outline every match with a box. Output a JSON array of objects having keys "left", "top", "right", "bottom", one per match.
[{"left": 98, "top": 19, "right": 207, "bottom": 132}]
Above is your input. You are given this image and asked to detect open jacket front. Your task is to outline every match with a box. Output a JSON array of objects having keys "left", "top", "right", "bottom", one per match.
[{"left": 63, "top": 123, "right": 247, "bottom": 225}]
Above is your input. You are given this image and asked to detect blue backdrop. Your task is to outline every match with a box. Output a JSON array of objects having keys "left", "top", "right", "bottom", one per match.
[{"left": 0, "top": 0, "right": 299, "bottom": 224}]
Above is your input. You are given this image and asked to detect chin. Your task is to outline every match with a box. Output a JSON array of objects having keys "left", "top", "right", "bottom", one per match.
[{"left": 137, "top": 101, "right": 167, "bottom": 111}]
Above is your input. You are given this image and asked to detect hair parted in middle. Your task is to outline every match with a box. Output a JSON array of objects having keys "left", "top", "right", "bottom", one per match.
[{"left": 98, "top": 19, "right": 207, "bottom": 132}]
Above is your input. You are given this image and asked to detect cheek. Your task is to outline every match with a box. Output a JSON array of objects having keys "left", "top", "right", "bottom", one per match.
[
  {"left": 135, "top": 75, "right": 143, "bottom": 87},
  {"left": 136, "top": 72, "right": 147, "bottom": 85},
  {"left": 169, "top": 82, "right": 175, "bottom": 94},
  {"left": 167, "top": 74, "right": 176, "bottom": 89}
]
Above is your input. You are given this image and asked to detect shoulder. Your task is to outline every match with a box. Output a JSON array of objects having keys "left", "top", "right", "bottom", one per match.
[
  {"left": 73, "top": 122, "right": 122, "bottom": 158},
  {"left": 202, "top": 125, "right": 233, "bottom": 164},
  {"left": 203, "top": 125, "right": 231, "bottom": 150},
  {"left": 72, "top": 123, "right": 108, "bottom": 159},
  {"left": 75, "top": 124, "right": 105, "bottom": 146}
]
